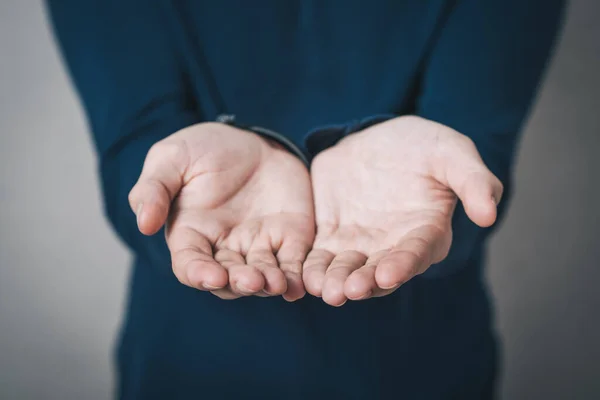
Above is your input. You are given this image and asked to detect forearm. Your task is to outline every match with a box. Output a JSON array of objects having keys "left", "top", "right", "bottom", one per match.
[
  {"left": 47, "top": 0, "right": 202, "bottom": 273},
  {"left": 416, "top": 0, "right": 566, "bottom": 277}
]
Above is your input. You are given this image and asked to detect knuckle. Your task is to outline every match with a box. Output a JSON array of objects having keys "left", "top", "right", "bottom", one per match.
[
  {"left": 127, "top": 189, "right": 137, "bottom": 205},
  {"left": 280, "top": 261, "right": 302, "bottom": 275},
  {"left": 146, "top": 176, "right": 170, "bottom": 195},
  {"left": 496, "top": 178, "right": 505, "bottom": 194},
  {"left": 249, "top": 251, "right": 276, "bottom": 266},
  {"left": 409, "top": 235, "right": 431, "bottom": 254},
  {"left": 457, "top": 134, "right": 476, "bottom": 151},
  {"left": 427, "top": 222, "right": 449, "bottom": 240},
  {"left": 498, "top": 178, "right": 504, "bottom": 190}
]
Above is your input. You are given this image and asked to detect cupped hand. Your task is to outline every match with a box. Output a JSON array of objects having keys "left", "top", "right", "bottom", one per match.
[
  {"left": 128, "top": 123, "right": 315, "bottom": 301},
  {"left": 303, "top": 116, "right": 503, "bottom": 306}
]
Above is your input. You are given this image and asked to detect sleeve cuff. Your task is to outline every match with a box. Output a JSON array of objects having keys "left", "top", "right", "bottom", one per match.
[
  {"left": 303, "top": 114, "right": 396, "bottom": 158},
  {"left": 217, "top": 114, "right": 310, "bottom": 167}
]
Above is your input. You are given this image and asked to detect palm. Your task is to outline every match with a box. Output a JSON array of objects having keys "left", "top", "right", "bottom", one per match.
[
  {"left": 303, "top": 117, "right": 502, "bottom": 306},
  {"left": 132, "top": 123, "right": 314, "bottom": 300},
  {"left": 310, "top": 155, "right": 455, "bottom": 256}
]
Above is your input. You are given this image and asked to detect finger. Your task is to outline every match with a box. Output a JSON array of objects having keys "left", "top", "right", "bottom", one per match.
[
  {"left": 128, "top": 139, "right": 189, "bottom": 235},
  {"left": 246, "top": 248, "right": 287, "bottom": 296},
  {"left": 209, "top": 250, "right": 245, "bottom": 299},
  {"left": 302, "top": 249, "right": 336, "bottom": 297},
  {"left": 215, "top": 249, "right": 265, "bottom": 296},
  {"left": 322, "top": 251, "right": 367, "bottom": 307},
  {"left": 456, "top": 171, "right": 503, "bottom": 228},
  {"left": 210, "top": 289, "right": 243, "bottom": 300},
  {"left": 344, "top": 250, "right": 388, "bottom": 300},
  {"left": 437, "top": 135, "right": 503, "bottom": 228},
  {"left": 277, "top": 239, "right": 311, "bottom": 302},
  {"left": 227, "top": 264, "right": 265, "bottom": 296},
  {"left": 375, "top": 224, "right": 448, "bottom": 290},
  {"left": 168, "top": 226, "right": 228, "bottom": 291}
]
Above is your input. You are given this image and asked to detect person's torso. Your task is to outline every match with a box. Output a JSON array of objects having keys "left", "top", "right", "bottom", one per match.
[
  {"left": 117, "top": 3, "right": 498, "bottom": 399},
  {"left": 118, "top": 254, "right": 496, "bottom": 400},
  {"left": 163, "top": 0, "right": 452, "bottom": 146}
]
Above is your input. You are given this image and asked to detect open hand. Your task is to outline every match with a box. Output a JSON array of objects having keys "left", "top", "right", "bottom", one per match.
[
  {"left": 128, "top": 123, "right": 315, "bottom": 301},
  {"left": 303, "top": 116, "right": 503, "bottom": 306}
]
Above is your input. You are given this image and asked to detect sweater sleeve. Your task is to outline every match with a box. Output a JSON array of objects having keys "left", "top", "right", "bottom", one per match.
[
  {"left": 416, "top": 0, "right": 566, "bottom": 277},
  {"left": 46, "top": 0, "right": 202, "bottom": 275}
]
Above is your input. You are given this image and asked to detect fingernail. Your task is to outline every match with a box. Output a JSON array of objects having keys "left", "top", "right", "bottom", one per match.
[
  {"left": 236, "top": 283, "right": 255, "bottom": 295},
  {"left": 136, "top": 203, "right": 143, "bottom": 227},
  {"left": 379, "top": 282, "right": 402, "bottom": 290},
  {"left": 354, "top": 290, "right": 372, "bottom": 300},
  {"left": 202, "top": 283, "right": 221, "bottom": 290}
]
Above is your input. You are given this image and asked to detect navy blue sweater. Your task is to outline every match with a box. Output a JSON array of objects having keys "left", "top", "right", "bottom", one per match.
[{"left": 47, "top": 1, "right": 564, "bottom": 399}]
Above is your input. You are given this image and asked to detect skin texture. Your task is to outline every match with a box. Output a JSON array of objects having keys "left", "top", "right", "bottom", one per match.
[
  {"left": 304, "top": 116, "right": 503, "bottom": 306},
  {"left": 129, "top": 116, "right": 502, "bottom": 306},
  {"left": 128, "top": 123, "right": 315, "bottom": 301}
]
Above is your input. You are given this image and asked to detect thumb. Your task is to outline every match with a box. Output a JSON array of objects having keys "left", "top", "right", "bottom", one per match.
[
  {"left": 456, "top": 170, "right": 503, "bottom": 227},
  {"left": 128, "top": 140, "right": 189, "bottom": 235},
  {"left": 437, "top": 135, "right": 503, "bottom": 228}
]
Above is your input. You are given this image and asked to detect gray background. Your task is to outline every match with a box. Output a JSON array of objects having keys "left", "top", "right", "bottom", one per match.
[{"left": 0, "top": 1, "right": 598, "bottom": 399}]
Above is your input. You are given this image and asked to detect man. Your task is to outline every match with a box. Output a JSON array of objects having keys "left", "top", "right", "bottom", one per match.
[{"left": 47, "top": 1, "right": 565, "bottom": 399}]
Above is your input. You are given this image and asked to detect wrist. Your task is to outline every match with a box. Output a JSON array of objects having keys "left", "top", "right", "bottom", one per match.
[
  {"left": 216, "top": 114, "right": 309, "bottom": 166},
  {"left": 304, "top": 113, "right": 396, "bottom": 157}
]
